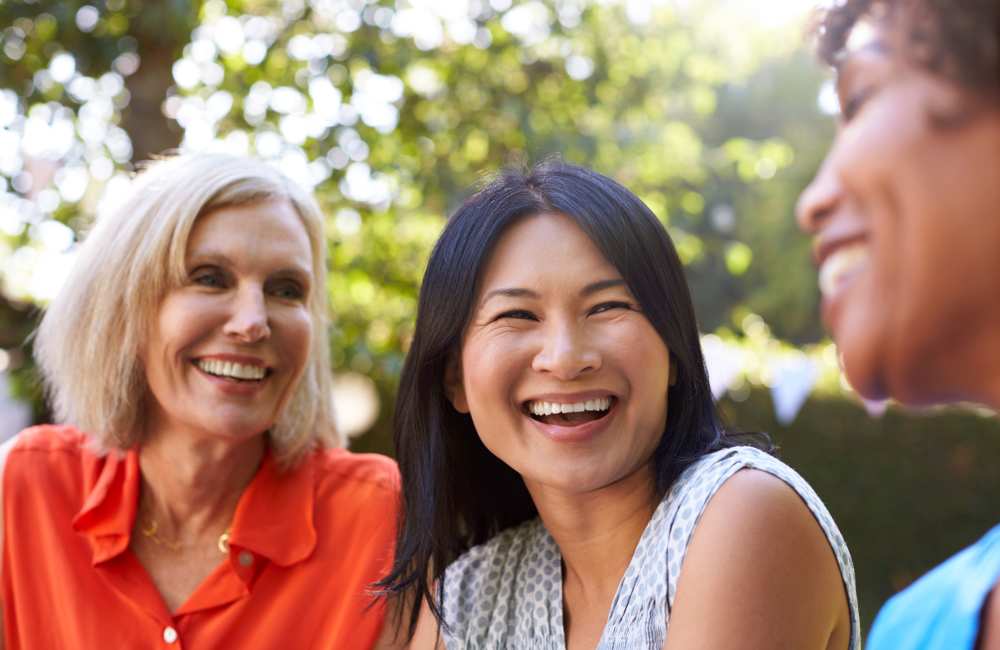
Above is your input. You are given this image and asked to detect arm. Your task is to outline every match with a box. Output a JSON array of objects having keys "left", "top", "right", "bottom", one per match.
[
  {"left": 0, "top": 435, "right": 19, "bottom": 650},
  {"left": 663, "top": 469, "right": 850, "bottom": 650}
]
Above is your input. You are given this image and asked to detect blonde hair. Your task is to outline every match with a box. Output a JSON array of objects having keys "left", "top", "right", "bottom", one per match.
[{"left": 35, "top": 153, "right": 341, "bottom": 466}]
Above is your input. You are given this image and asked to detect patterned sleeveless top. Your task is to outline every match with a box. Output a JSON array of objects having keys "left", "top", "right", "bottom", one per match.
[{"left": 440, "top": 446, "right": 860, "bottom": 649}]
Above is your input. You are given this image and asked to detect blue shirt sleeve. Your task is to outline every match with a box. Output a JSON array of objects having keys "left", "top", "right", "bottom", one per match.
[{"left": 867, "top": 523, "right": 1000, "bottom": 650}]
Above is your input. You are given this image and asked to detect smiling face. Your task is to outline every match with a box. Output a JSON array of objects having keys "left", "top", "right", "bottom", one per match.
[
  {"left": 448, "top": 212, "right": 674, "bottom": 498},
  {"left": 796, "top": 23, "right": 1000, "bottom": 406},
  {"left": 142, "top": 199, "right": 314, "bottom": 443}
]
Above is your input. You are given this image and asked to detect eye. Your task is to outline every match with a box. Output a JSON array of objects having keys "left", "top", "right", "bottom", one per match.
[
  {"left": 589, "top": 301, "right": 632, "bottom": 315},
  {"left": 494, "top": 309, "right": 537, "bottom": 322},
  {"left": 191, "top": 268, "right": 226, "bottom": 288},
  {"left": 270, "top": 280, "right": 306, "bottom": 301}
]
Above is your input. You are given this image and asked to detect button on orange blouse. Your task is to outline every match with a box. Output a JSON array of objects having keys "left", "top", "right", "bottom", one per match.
[{"left": 2, "top": 425, "right": 400, "bottom": 649}]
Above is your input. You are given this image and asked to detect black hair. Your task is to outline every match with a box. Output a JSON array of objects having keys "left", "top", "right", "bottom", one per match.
[
  {"left": 815, "top": 0, "right": 998, "bottom": 97},
  {"left": 377, "top": 161, "right": 767, "bottom": 638}
]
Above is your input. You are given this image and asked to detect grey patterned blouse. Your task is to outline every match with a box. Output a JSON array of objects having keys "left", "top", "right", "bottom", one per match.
[{"left": 439, "top": 446, "right": 860, "bottom": 649}]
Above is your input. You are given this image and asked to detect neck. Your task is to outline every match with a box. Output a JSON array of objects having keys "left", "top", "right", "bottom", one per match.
[
  {"left": 527, "top": 464, "right": 658, "bottom": 599},
  {"left": 896, "top": 326, "right": 1000, "bottom": 410},
  {"left": 138, "top": 424, "right": 266, "bottom": 541},
  {"left": 973, "top": 339, "right": 1000, "bottom": 409},
  {"left": 952, "top": 326, "right": 1000, "bottom": 409}
]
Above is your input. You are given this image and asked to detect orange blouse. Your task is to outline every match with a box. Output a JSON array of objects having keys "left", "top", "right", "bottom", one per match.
[{"left": 2, "top": 425, "right": 400, "bottom": 649}]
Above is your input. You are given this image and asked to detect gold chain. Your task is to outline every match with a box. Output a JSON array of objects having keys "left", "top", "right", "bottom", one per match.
[{"left": 139, "top": 517, "right": 231, "bottom": 555}]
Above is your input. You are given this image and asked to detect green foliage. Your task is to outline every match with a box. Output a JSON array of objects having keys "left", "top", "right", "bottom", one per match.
[
  {"left": 1, "top": 2, "right": 837, "bottom": 399},
  {"left": 2, "top": 3, "right": 1000, "bottom": 638},
  {"left": 0, "top": 0, "right": 196, "bottom": 111}
]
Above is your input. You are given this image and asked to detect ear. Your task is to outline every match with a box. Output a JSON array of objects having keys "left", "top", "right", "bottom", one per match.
[
  {"left": 668, "top": 356, "right": 678, "bottom": 387},
  {"left": 443, "top": 354, "right": 470, "bottom": 413}
]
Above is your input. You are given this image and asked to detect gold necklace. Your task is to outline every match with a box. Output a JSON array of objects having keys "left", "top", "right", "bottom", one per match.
[{"left": 140, "top": 517, "right": 231, "bottom": 555}]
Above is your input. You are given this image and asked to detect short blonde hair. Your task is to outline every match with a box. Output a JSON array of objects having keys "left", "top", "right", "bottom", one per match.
[{"left": 35, "top": 153, "right": 341, "bottom": 466}]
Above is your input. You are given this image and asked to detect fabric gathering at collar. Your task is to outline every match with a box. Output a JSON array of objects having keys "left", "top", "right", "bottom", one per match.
[{"left": 71, "top": 444, "right": 318, "bottom": 567}]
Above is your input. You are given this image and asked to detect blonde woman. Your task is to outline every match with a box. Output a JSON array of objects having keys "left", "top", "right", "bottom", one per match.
[{"left": 0, "top": 154, "right": 401, "bottom": 648}]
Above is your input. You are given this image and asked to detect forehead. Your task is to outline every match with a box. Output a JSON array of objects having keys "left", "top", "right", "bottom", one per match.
[
  {"left": 187, "top": 199, "right": 312, "bottom": 263},
  {"left": 478, "top": 212, "right": 619, "bottom": 288}
]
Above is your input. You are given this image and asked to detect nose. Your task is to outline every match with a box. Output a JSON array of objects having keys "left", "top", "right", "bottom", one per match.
[
  {"left": 796, "top": 155, "right": 842, "bottom": 235},
  {"left": 531, "top": 320, "right": 601, "bottom": 380},
  {"left": 223, "top": 286, "right": 271, "bottom": 343}
]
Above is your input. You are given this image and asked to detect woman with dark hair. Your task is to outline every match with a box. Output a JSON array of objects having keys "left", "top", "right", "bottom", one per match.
[
  {"left": 799, "top": 1, "right": 999, "bottom": 647},
  {"left": 382, "top": 162, "right": 859, "bottom": 648}
]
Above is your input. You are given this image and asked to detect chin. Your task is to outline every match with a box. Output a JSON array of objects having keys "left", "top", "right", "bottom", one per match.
[
  {"left": 842, "top": 361, "right": 890, "bottom": 403},
  {"left": 842, "top": 340, "right": 956, "bottom": 408},
  {"left": 201, "top": 417, "right": 271, "bottom": 442},
  {"left": 524, "top": 465, "right": 603, "bottom": 495},
  {"left": 834, "top": 307, "right": 895, "bottom": 402}
]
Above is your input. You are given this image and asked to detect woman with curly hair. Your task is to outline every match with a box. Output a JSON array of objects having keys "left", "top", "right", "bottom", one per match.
[{"left": 798, "top": 0, "right": 1000, "bottom": 647}]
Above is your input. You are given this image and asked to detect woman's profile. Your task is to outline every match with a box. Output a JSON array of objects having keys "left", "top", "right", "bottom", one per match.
[{"left": 798, "top": 0, "right": 999, "bottom": 647}]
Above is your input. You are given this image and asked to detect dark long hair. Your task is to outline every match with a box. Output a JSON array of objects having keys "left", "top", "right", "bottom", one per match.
[{"left": 378, "top": 161, "right": 764, "bottom": 637}]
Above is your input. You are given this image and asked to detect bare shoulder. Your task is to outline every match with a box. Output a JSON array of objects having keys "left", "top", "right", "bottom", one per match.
[
  {"left": 702, "top": 468, "right": 822, "bottom": 533},
  {"left": 665, "top": 469, "right": 851, "bottom": 650},
  {"left": 407, "top": 596, "right": 447, "bottom": 650}
]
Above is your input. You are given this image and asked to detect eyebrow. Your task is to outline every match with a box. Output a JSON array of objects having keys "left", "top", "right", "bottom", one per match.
[
  {"left": 480, "top": 278, "right": 628, "bottom": 306},
  {"left": 188, "top": 252, "right": 312, "bottom": 279}
]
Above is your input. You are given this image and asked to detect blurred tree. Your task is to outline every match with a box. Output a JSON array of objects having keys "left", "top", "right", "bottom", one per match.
[
  {"left": 697, "top": 49, "right": 835, "bottom": 343},
  {"left": 0, "top": 0, "right": 196, "bottom": 160},
  {"left": 6, "top": 6, "right": 1000, "bottom": 637},
  {"left": 0, "top": 0, "right": 200, "bottom": 418},
  {"left": 0, "top": 0, "right": 833, "bottom": 441}
]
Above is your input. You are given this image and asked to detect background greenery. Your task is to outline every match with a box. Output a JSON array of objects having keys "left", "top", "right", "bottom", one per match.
[{"left": 1, "top": 0, "right": 997, "bottom": 635}]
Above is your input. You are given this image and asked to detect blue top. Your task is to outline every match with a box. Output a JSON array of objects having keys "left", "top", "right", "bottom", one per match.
[{"left": 867, "top": 522, "right": 1000, "bottom": 649}]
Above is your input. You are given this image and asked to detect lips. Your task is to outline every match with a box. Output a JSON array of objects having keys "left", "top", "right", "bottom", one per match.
[
  {"left": 521, "top": 393, "right": 619, "bottom": 442},
  {"left": 191, "top": 354, "right": 273, "bottom": 395},
  {"left": 818, "top": 242, "right": 870, "bottom": 297}
]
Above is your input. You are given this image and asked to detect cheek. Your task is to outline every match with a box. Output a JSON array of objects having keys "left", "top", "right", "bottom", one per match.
[
  {"left": 839, "top": 98, "right": 925, "bottom": 200},
  {"left": 461, "top": 334, "right": 527, "bottom": 413},
  {"left": 283, "top": 310, "right": 313, "bottom": 371},
  {"left": 615, "top": 323, "right": 671, "bottom": 411},
  {"left": 463, "top": 348, "right": 511, "bottom": 407},
  {"left": 148, "top": 295, "right": 204, "bottom": 370}
]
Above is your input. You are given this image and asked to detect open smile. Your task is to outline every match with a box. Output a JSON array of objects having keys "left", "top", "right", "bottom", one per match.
[
  {"left": 521, "top": 395, "right": 618, "bottom": 442},
  {"left": 818, "top": 242, "right": 870, "bottom": 299},
  {"left": 191, "top": 358, "right": 274, "bottom": 396},
  {"left": 194, "top": 358, "right": 273, "bottom": 381}
]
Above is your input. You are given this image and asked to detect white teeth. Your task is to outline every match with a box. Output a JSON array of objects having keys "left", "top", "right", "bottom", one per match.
[
  {"left": 819, "top": 244, "right": 869, "bottom": 297},
  {"left": 197, "top": 359, "right": 267, "bottom": 380},
  {"left": 528, "top": 397, "right": 612, "bottom": 417}
]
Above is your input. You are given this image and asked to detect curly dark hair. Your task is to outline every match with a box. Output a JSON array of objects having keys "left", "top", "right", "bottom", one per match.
[{"left": 815, "top": 0, "right": 998, "bottom": 95}]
